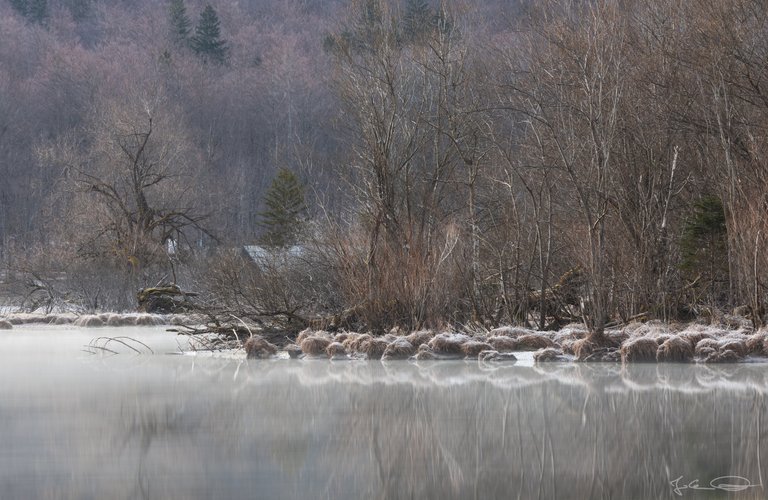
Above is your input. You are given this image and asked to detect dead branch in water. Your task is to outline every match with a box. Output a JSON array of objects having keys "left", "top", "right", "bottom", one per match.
[{"left": 86, "top": 336, "right": 155, "bottom": 355}]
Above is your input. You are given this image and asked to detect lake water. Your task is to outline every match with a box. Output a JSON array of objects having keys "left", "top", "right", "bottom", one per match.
[{"left": 0, "top": 326, "right": 766, "bottom": 499}]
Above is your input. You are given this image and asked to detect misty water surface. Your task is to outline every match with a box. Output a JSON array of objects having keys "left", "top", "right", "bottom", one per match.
[{"left": 0, "top": 326, "right": 766, "bottom": 499}]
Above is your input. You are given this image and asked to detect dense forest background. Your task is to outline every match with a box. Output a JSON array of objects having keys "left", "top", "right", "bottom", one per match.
[{"left": 1, "top": 0, "right": 766, "bottom": 338}]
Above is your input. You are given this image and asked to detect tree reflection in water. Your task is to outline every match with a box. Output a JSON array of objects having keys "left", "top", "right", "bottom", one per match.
[{"left": 0, "top": 357, "right": 766, "bottom": 499}]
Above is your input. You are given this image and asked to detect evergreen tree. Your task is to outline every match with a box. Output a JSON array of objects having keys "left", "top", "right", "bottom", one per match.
[
  {"left": 64, "top": 0, "right": 92, "bottom": 22},
  {"left": 9, "top": 0, "right": 27, "bottom": 18},
  {"left": 680, "top": 196, "right": 729, "bottom": 304},
  {"left": 259, "top": 168, "right": 307, "bottom": 248},
  {"left": 191, "top": 5, "right": 229, "bottom": 64},
  {"left": 168, "top": 0, "right": 192, "bottom": 45},
  {"left": 26, "top": 0, "right": 47, "bottom": 25},
  {"left": 8, "top": 0, "right": 48, "bottom": 25}
]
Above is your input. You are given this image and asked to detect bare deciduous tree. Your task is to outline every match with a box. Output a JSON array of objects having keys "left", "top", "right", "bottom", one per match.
[{"left": 39, "top": 87, "right": 209, "bottom": 279}]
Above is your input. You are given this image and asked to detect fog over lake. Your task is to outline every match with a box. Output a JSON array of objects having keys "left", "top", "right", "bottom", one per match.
[{"left": 0, "top": 326, "right": 765, "bottom": 499}]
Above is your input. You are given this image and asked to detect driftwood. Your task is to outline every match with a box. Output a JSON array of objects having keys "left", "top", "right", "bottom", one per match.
[{"left": 168, "top": 311, "right": 301, "bottom": 348}]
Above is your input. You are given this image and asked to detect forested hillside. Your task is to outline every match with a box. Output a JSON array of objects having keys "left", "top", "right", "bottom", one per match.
[{"left": 1, "top": 0, "right": 766, "bottom": 339}]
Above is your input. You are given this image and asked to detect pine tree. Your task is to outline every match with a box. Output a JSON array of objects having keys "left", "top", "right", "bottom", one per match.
[
  {"left": 64, "top": 0, "right": 92, "bottom": 22},
  {"left": 259, "top": 168, "right": 307, "bottom": 248},
  {"left": 26, "top": 0, "right": 47, "bottom": 25},
  {"left": 9, "top": 0, "right": 27, "bottom": 18},
  {"left": 680, "top": 196, "right": 729, "bottom": 303},
  {"left": 191, "top": 4, "right": 229, "bottom": 64},
  {"left": 168, "top": 0, "right": 192, "bottom": 45},
  {"left": 8, "top": 0, "right": 48, "bottom": 25}
]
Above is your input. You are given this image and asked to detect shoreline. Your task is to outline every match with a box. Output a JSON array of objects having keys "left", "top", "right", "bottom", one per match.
[
  {"left": 1, "top": 312, "right": 765, "bottom": 364},
  {"left": 246, "top": 320, "right": 766, "bottom": 365}
]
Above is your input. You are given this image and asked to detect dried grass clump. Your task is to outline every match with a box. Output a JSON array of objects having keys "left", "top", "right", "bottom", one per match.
[
  {"left": 0, "top": 320, "right": 12, "bottom": 330},
  {"left": 559, "top": 323, "right": 588, "bottom": 335},
  {"left": 694, "top": 338, "right": 720, "bottom": 356},
  {"left": 488, "top": 336, "right": 518, "bottom": 352},
  {"left": 285, "top": 344, "right": 303, "bottom": 359},
  {"left": 656, "top": 336, "right": 694, "bottom": 362},
  {"left": 620, "top": 337, "right": 659, "bottom": 363},
  {"left": 479, "top": 350, "right": 517, "bottom": 363},
  {"left": 696, "top": 346, "right": 717, "bottom": 361},
  {"left": 382, "top": 339, "right": 415, "bottom": 360},
  {"left": 296, "top": 328, "right": 316, "bottom": 344},
  {"left": 625, "top": 322, "right": 670, "bottom": 339},
  {"left": 553, "top": 329, "right": 584, "bottom": 345},
  {"left": 718, "top": 349, "right": 742, "bottom": 362},
  {"left": 106, "top": 315, "right": 131, "bottom": 327},
  {"left": 620, "top": 322, "right": 646, "bottom": 336},
  {"left": 406, "top": 330, "right": 434, "bottom": 347},
  {"left": 679, "top": 331, "right": 714, "bottom": 349},
  {"left": 746, "top": 330, "right": 768, "bottom": 355},
  {"left": 572, "top": 337, "right": 620, "bottom": 362},
  {"left": 300, "top": 335, "right": 332, "bottom": 356},
  {"left": 606, "top": 330, "right": 629, "bottom": 345},
  {"left": 571, "top": 338, "right": 594, "bottom": 361},
  {"left": 244, "top": 336, "right": 278, "bottom": 359},
  {"left": 135, "top": 314, "right": 161, "bottom": 326},
  {"left": 388, "top": 326, "right": 405, "bottom": 336},
  {"left": 120, "top": 315, "right": 138, "bottom": 326},
  {"left": 53, "top": 315, "right": 75, "bottom": 325},
  {"left": 693, "top": 337, "right": 745, "bottom": 363},
  {"left": 333, "top": 332, "right": 350, "bottom": 344},
  {"left": 745, "top": 335, "right": 765, "bottom": 355},
  {"left": 74, "top": 315, "right": 104, "bottom": 328},
  {"left": 428, "top": 333, "right": 469, "bottom": 355},
  {"left": 718, "top": 339, "right": 747, "bottom": 358},
  {"left": 326, "top": 342, "right": 347, "bottom": 358},
  {"left": 414, "top": 345, "right": 438, "bottom": 360},
  {"left": 489, "top": 326, "right": 534, "bottom": 338},
  {"left": 344, "top": 333, "right": 371, "bottom": 353},
  {"left": 559, "top": 338, "right": 577, "bottom": 355},
  {"left": 461, "top": 340, "right": 493, "bottom": 358},
  {"left": 533, "top": 348, "right": 565, "bottom": 363},
  {"left": 361, "top": 337, "right": 389, "bottom": 360},
  {"left": 721, "top": 314, "right": 751, "bottom": 330},
  {"left": 652, "top": 333, "right": 674, "bottom": 345},
  {"left": 340, "top": 332, "right": 359, "bottom": 350},
  {"left": 516, "top": 334, "right": 556, "bottom": 351}
]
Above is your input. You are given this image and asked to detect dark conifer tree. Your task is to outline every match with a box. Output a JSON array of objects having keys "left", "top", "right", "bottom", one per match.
[
  {"left": 680, "top": 196, "right": 729, "bottom": 304},
  {"left": 168, "top": 0, "right": 192, "bottom": 45},
  {"left": 259, "top": 168, "right": 307, "bottom": 248},
  {"left": 8, "top": 0, "right": 28, "bottom": 17},
  {"left": 64, "top": 0, "right": 92, "bottom": 21},
  {"left": 26, "top": 0, "right": 47, "bottom": 25},
  {"left": 190, "top": 4, "right": 229, "bottom": 64}
]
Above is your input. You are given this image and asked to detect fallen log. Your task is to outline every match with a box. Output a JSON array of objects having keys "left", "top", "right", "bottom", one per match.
[{"left": 137, "top": 283, "right": 198, "bottom": 314}]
